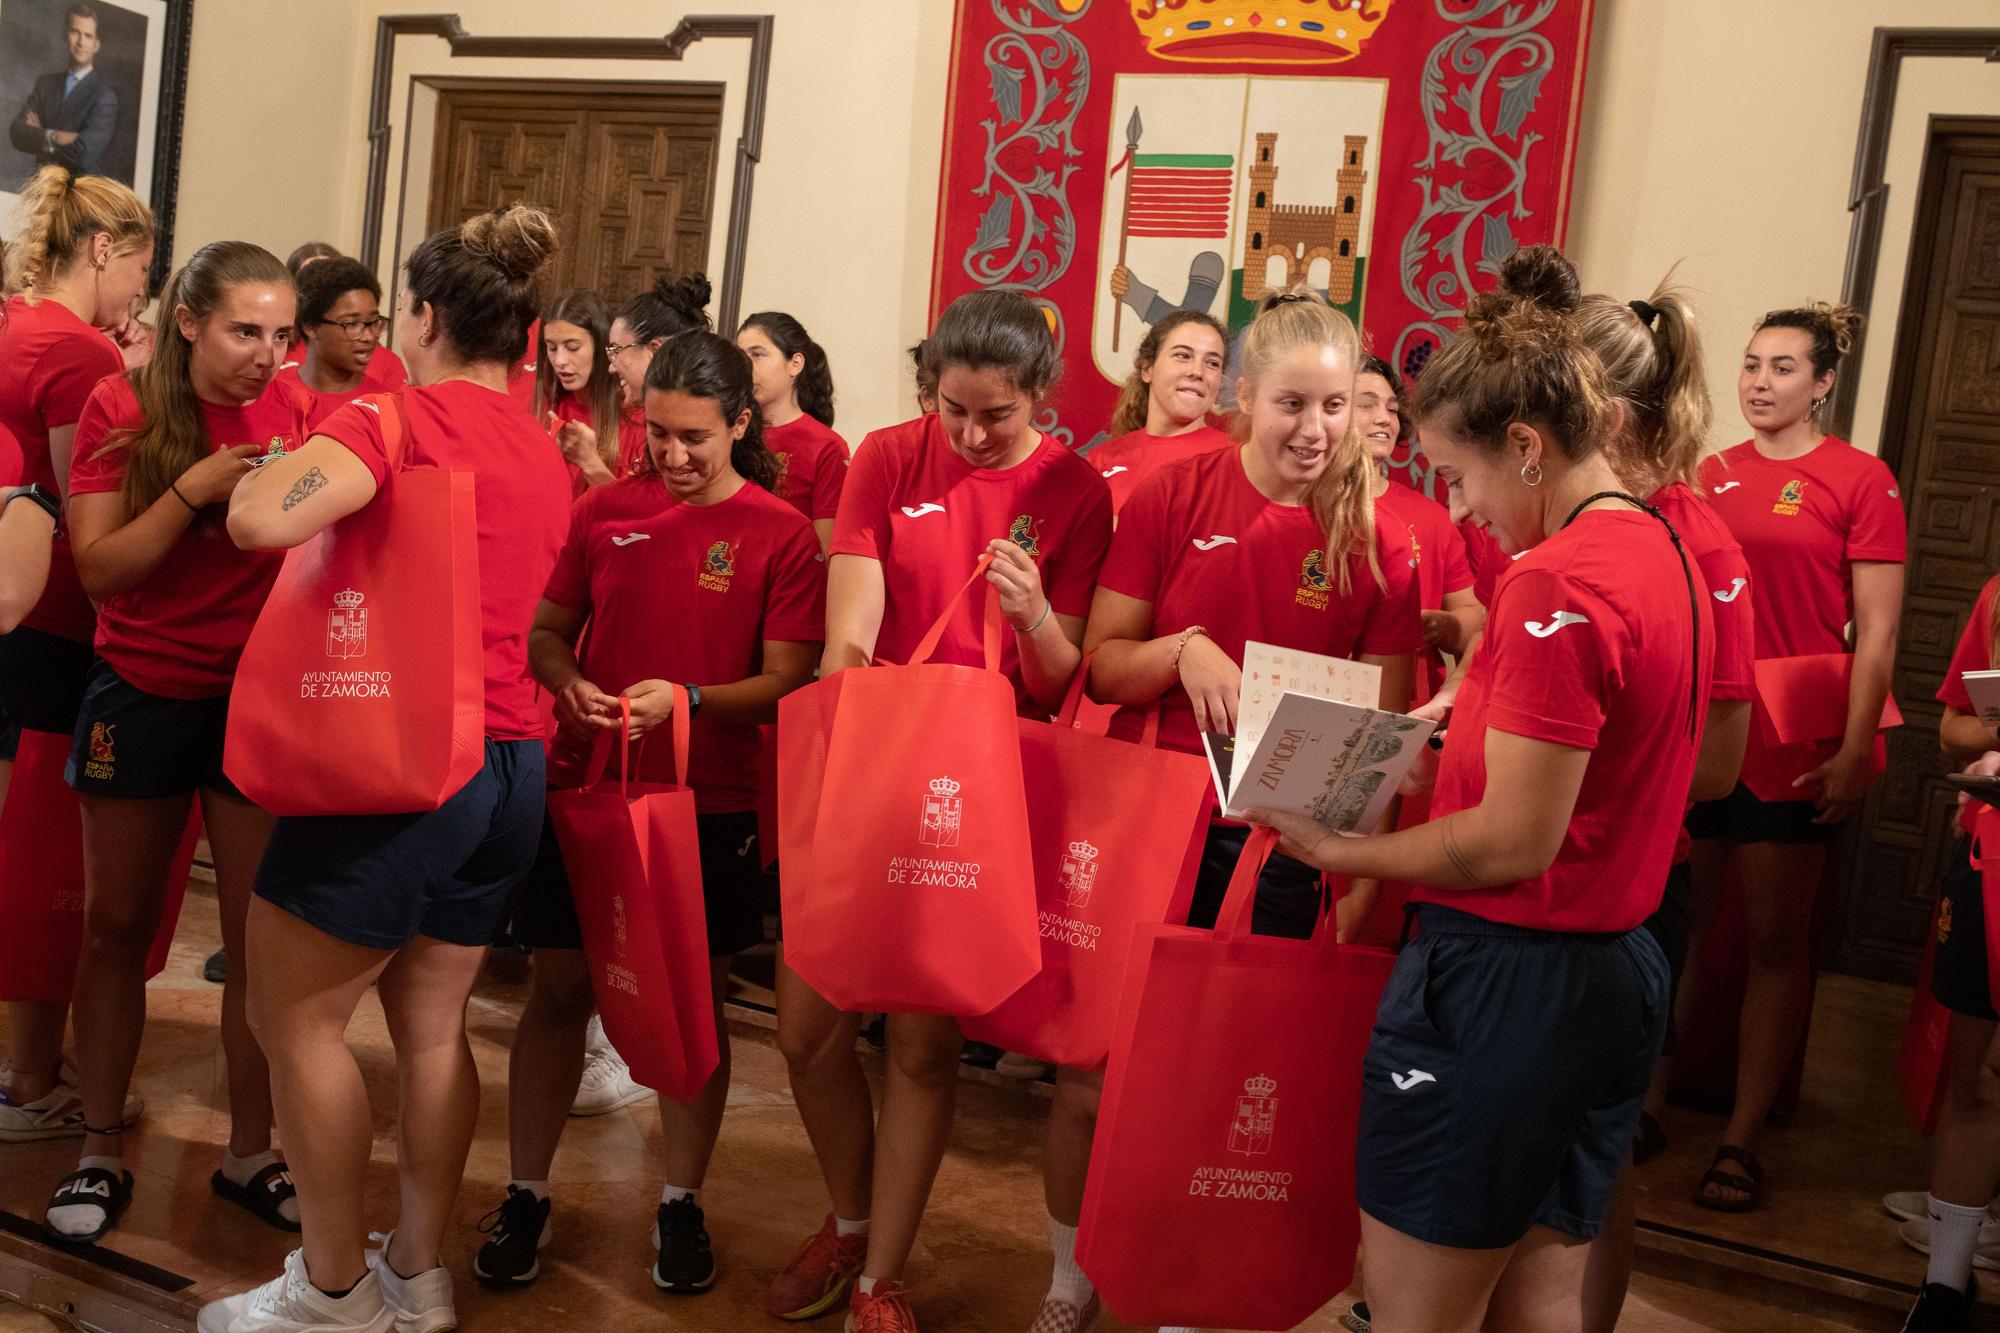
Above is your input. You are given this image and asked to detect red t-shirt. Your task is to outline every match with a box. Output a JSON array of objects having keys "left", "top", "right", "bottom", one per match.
[
  {"left": 551, "top": 391, "right": 647, "bottom": 493},
  {"left": 1940, "top": 575, "right": 1998, "bottom": 716},
  {"left": 275, "top": 364, "right": 372, "bottom": 431},
  {"left": 1698, "top": 437, "right": 1906, "bottom": 801},
  {"left": 277, "top": 345, "right": 405, "bottom": 390},
  {"left": 0, "top": 295, "right": 125, "bottom": 642},
  {"left": 832, "top": 415, "right": 1112, "bottom": 704},
  {"left": 1087, "top": 424, "right": 1234, "bottom": 516},
  {"left": 1375, "top": 479, "right": 1475, "bottom": 703},
  {"left": 69, "top": 375, "right": 312, "bottom": 698},
  {"left": 1417, "top": 510, "right": 1714, "bottom": 933},
  {"left": 0, "top": 420, "right": 16, "bottom": 484},
  {"left": 318, "top": 382, "right": 570, "bottom": 739},
  {"left": 544, "top": 482, "right": 825, "bottom": 811},
  {"left": 764, "top": 415, "right": 849, "bottom": 522},
  {"left": 1097, "top": 447, "right": 1422, "bottom": 756},
  {"left": 1462, "top": 518, "right": 1504, "bottom": 607}
]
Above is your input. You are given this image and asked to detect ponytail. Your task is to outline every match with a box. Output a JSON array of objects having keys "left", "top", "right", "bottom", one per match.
[
  {"left": 1109, "top": 308, "right": 1228, "bottom": 436},
  {"left": 640, "top": 330, "right": 780, "bottom": 493},
  {"left": 4, "top": 164, "right": 153, "bottom": 296},
  {"left": 739, "top": 310, "right": 836, "bottom": 427}
]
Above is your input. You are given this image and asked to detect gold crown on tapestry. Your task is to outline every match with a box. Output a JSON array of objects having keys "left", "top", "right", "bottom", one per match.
[
  {"left": 333, "top": 589, "right": 365, "bottom": 610},
  {"left": 1066, "top": 840, "right": 1100, "bottom": 862},
  {"left": 1129, "top": 0, "right": 1390, "bottom": 65},
  {"left": 929, "top": 776, "right": 962, "bottom": 797},
  {"left": 1243, "top": 1074, "right": 1277, "bottom": 1098}
]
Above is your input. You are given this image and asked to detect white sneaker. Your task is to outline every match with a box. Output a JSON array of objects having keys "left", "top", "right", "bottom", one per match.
[
  {"left": 0, "top": 1080, "right": 145, "bottom": 1142},
  {"left": 198, "top": 1250, "right": 393, "bottom": 1333},
  {"left": 583, "top": 1012, "right": 613, "bottom": 1060},
  {"left": 570, "top": 1048, "right": 653, "bottom": 1116},
  {"left": 1886, "top": 1190, "right": 1928, "bottom": 1221},
  {"left": 367, "top": 1233, "right": 457, "bottom": 1333},
  {"left": 1897, "top": 1214, "right": 2000, "bottom": 1271}
]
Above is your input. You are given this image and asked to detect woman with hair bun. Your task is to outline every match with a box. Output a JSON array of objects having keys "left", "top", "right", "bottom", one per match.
[
  {"left": 737, "top": 310, "right": 847, "bottom": 550},
  {"left": 207, "top": 204, "right": 571, "bottom": 1333},
  {"left": 537, "top": 288, "right": 641, "bottom": 492},
  {"left": 0, "top": 165, "right": 152, "bottom": 1148},
  {"left": 1252, "top": 271, "right": 1711, "bottom": 1330},
  {"left": 1087, "top": 309, "right": 1231, "bottom": 515},
  {"left": 1682, "top": 300, "right": 1904, "bottom": 1212}
]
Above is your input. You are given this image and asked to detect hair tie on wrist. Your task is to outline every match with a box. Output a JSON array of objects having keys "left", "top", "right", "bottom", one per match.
[
  {"left": 170, "top": 482, "right": 199, "bottom": 513},
  {"left": 1628, "top": 299, "right": 1659, "bottom": 328}
]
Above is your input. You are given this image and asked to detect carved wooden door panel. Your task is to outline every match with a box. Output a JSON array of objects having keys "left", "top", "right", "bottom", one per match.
[
  {"left": 1835, "top": 119, "right": 2000, "bottom": 980},
  {"left": 426, "top": 81, "right": 721, "bottom": 301}
]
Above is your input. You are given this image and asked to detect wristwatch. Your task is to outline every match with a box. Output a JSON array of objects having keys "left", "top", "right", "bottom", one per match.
[
  {"left": 684, "top": 683, "right": 703, "bottom": 718},
  {"left": 4, "top": 483, "right": 62, "bottom": 536}
]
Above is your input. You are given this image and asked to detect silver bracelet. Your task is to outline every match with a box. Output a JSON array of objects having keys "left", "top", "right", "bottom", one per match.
[{"left": 1017, "top": 599, "right": 1052, "bottom": 635}]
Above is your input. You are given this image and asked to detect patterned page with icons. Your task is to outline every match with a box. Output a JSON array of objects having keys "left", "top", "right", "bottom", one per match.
[{"left": 1236, "top": 641, "right": 1382, "bottom": 770}]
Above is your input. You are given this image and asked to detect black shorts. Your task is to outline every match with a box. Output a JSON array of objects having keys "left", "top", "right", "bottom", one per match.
[
  {"left": 1933, "top": 838, "right": 1998, "bottom": 1022},
  {"left": 1356, "top": 904, "right": 1669, "bottom": 1248},
  {"left": 1186, "top": 821, "right": 1324, "bottom": 940},
  {"left": 65, "top": 659, "right": 241, "bottom": 800},
  {"left": 510, "top": 807, "right": 764, "bottom": 959},
  {"left": 255, "top": 739, "right": 545, "bottom": 950},
  {"left": 0, "top": 626, "right": 93, "bottom": 734},
  {"left": 1686, "top": 783, "right": 1838, "bottom": 845},
  {"left": 1642, "top": 861, "right": 1693, "bottom": 1056}
]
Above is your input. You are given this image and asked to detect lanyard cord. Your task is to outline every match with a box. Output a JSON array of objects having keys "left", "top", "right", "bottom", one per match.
[{"left": 1560, "top": 491, "right": 1701, "bottom": 742}]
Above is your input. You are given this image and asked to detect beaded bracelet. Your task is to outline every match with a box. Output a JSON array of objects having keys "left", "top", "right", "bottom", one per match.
[{"left": 1169, "top": 624, "right": 1208, "bottom": 677}]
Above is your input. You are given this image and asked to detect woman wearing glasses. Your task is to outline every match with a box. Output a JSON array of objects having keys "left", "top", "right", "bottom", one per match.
[{"left": 275, "top": 258, "right": 399, "bottom": 427}]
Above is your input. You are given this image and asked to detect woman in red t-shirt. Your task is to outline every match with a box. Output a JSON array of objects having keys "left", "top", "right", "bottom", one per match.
[
  {"left": 767, "top": 291, "right": 1111, "bottom": 1332},
  {"left": 1086, "top": 309, "right": 1231, "bottom": 516},
  {"left": 48, "top": 242, "right": 308, "bottom": 1247},
  {"left": 275, "top": 256, "right": 400, "bottom": 428},
  {"left": 283, "top": 241, "right": 408, "bottom": 390},
  {"left": 737, "top": 310, "right": 848, "bottom": 550},
  {"left": 0, "top": 167, "right": 152, "bottom": 1146},
  {"left": 607, "top": 274, "right": 712, "bottom": 413},
  {"left": 208, "top": 206, "right": 571, "bottom": 1333},
  {"left": 1684, "top": 302, "right": 1906, "bottom": 1211},
  {"left": 469, "top": 332, "right": 826, "bottom": 1294},
  {"left": 537, "top": 289, "right": 643, "bottom": 492},
  {"left": 1257, "top": 265, "right": 1711, "bottom": 1331}
]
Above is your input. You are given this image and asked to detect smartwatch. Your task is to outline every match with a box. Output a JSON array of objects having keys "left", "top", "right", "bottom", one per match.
[
  {"left": 684, "top": 683, "right": 703, "bottom": 718},
  {"left": 5, "top": 483, "right": 62, "bottom": 536}
]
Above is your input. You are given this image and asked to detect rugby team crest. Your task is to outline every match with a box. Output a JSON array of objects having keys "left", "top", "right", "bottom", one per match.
[
  {"left": 920, "top": 776, "right": 964, "bottom": 849},
  {"left": 326, "top": 589, "right": 367, "bottom": 659}
]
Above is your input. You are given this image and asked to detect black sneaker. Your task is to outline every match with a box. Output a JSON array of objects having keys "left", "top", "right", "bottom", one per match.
[
  {"left": 1903, "top": 1277, "right": 1977, "bottom": 1331},
  {"left": 472, "top": 1185, "right": 551, "bottom": 1285},
  {"left": 651, "top": 1195, "right": 716, "bottom": 1294}
]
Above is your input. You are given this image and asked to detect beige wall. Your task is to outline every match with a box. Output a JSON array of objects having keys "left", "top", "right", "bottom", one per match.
[{"left": 143, "top": 0, "right": 2000, "bottom": 450}]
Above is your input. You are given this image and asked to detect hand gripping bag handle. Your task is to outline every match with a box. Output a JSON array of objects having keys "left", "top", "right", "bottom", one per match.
[
  {"left": 904, "top": 553, "right": 1004, "bottom": 671},
  {"left": 579, "top": 687, "right": 692, "bottom": 795},
  {"left": 1214, "top": 825, "right": 1341, "bottom": 956},
  {"left": 1056, "top": 649, "right": 1162, "bottom": 747}
]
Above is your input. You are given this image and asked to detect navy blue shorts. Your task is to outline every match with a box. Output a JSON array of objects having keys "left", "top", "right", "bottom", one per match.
[
  {"left": 1933, "top": 837, "right": 1997, "bottom": 1022},
  {"left": 255, "top": 739, "right": 545, "bottom": 950},
  {"left": 1186, "top": 822, "right": 1324, "bottom": 940},
  {"left": 1643, "top": 860, "right": 1693, "bottom": 1056},
  {"left": 1686, "top": 783, "right": 1838, "bottom": 845},
  {"left": 65, "top": 659, "right": 241, "bottom": 799},
  {"left": 511, "top": 807, "right": 764, "bottom": 958},
  {"left": 0, "top": 626, "right": 92, "bottom": 735},
  {"left": 1356, "top": 904, "right": 1669, "bottom": 1248}
]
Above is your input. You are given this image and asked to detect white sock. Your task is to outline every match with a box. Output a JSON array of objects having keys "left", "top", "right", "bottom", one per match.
[
  {"left": 835, "top": 1215, "right": 869, "bottom": 1239},
  {"left": 47, "top": 1155, "right": 123, "bottom": 1236},
  {"left": 1045, "top": 1214, "right": 1093, "bottom": 1306},
  {"left": 511, "top": 1179, "right": 551, "bottom": 1202},
  {"left": 222, "top": 1147, "right": 300, "bottom": 1224},
  {"left": 1927, "top": 1194, "right": 1986, "bottom": 1290},
  {"left": 661, "top": 1183, "right": 701, "bottom": 1207},
  {"left": 856, "top": 1276, "right": 876, "bottom": 1296}
]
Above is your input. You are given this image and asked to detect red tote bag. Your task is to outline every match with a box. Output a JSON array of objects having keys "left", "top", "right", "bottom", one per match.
[
  {"left": 781, "top": 556, "right": 1039, "bottom": 1016},
  {"left": 549, "top": 694, "right": 718, "bottom": 1103},
  {"left": 1077, "top": 828, "right": 1395, "bottom": 1331},
  {"left": 225, "top": 394, "right": 484, "bottom": 815},
  {"left": 963, "top": 662, "right": 1210, "bottom": 1068},
  {"left": 0, "top": 730, "right": 200, "bottom": 1001}
]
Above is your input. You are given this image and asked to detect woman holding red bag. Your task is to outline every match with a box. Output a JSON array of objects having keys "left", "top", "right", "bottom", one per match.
[
  {"left": 1253, "top": 254, "right": 1711, "bottom": 1332},
  {"left": 1684, "top": 302, "right": 1905, "bottom": 1210},
  {"left": 1039, "top": 291, "right": 1416, "bottom": 1333},
  {"left": 204, "top": 205, "right": 570, "bottom": 1333},
  {"left": 48, "top": 241, "right": 310, "bottom": 1246},
  {"left": 767, "top": 289, "right": 1110, "bottom": 1333},
  {"left": 1086, "top": 309, "right": 1230, "bottom": 516},
  {"left": 537, "top": 289, "right": 643, "bottom": 493},
  {"left": 471, "top": 330, "right": 825, "bottom": 1296},
  {"left": 0, "top": 166, "right": 151, "bottom": 1146},
  {"left": 737, "top": 310, "right": 847, "bottom": 550}
]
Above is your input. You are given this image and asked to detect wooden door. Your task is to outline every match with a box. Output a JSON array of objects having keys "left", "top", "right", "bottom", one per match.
[
  {"left": 1834, "top": 117, "right": 2000, "bottom": 981},
  {"left": 425, "top": 80, "right": 722, "bottom": 302}
]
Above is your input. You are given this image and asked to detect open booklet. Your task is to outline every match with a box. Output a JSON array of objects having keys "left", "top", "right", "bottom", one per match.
[
  {"left": 1963, "top": 670, "right": 2000, "bottom": 727},
  {"left": 1202, "top": 643, "right": 1436, "bottom": 833}
]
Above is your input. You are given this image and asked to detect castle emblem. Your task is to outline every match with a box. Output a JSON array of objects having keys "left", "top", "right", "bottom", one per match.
[
  {"left": 1229, "top": 1074, "right": 1278, "bottom": 1157},
  {"left": 326, "top": 589, "right": 367, "bottom": 659},
  {"left": 920, "top": 776, "right": 964, "bottom": 849},
  {"left": 1059, "top": 840, "right": 1100, "bottom": 908}
]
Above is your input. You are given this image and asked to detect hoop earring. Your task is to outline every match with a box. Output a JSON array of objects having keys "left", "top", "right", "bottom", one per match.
[{"left": 1520, "top": 459, "right": 1543, "bottom": 488}]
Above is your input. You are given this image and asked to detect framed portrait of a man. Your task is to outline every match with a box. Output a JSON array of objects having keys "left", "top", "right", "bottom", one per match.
[{"left": 0, "top": 0, "right": 193, "bottom": 287}]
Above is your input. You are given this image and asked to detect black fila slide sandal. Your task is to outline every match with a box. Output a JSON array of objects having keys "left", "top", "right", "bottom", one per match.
[{"left": 43, "top": 1163, "right": 135, "bottom": 1246}]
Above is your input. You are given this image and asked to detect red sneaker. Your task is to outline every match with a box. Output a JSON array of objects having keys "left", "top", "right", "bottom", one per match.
[
  {"left": 845, "top": 1280, "right": 917, "bottom": 1333},
  {"left": 766, "top": 1215, "right": 867, "bottom": 1321}
]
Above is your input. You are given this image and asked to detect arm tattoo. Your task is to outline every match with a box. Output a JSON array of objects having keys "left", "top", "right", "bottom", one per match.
[
  {"left": 281, "top": 467, "right": 328, "bottom": 512},
  {"left": 1440, "top": 815, "right": 1478, "bottom": 886}
]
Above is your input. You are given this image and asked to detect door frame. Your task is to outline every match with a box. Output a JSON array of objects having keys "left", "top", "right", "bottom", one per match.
[
  {"left": 1829, "top": 113, "right": 2000, "bottom": 979},
  {"left": 360, "top": 13, "right": 773, "bottom": 333}
]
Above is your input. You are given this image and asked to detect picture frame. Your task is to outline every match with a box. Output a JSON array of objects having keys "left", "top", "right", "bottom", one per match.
[{"left": 0, "top": 0, "right": 195, "bottom": 291}]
